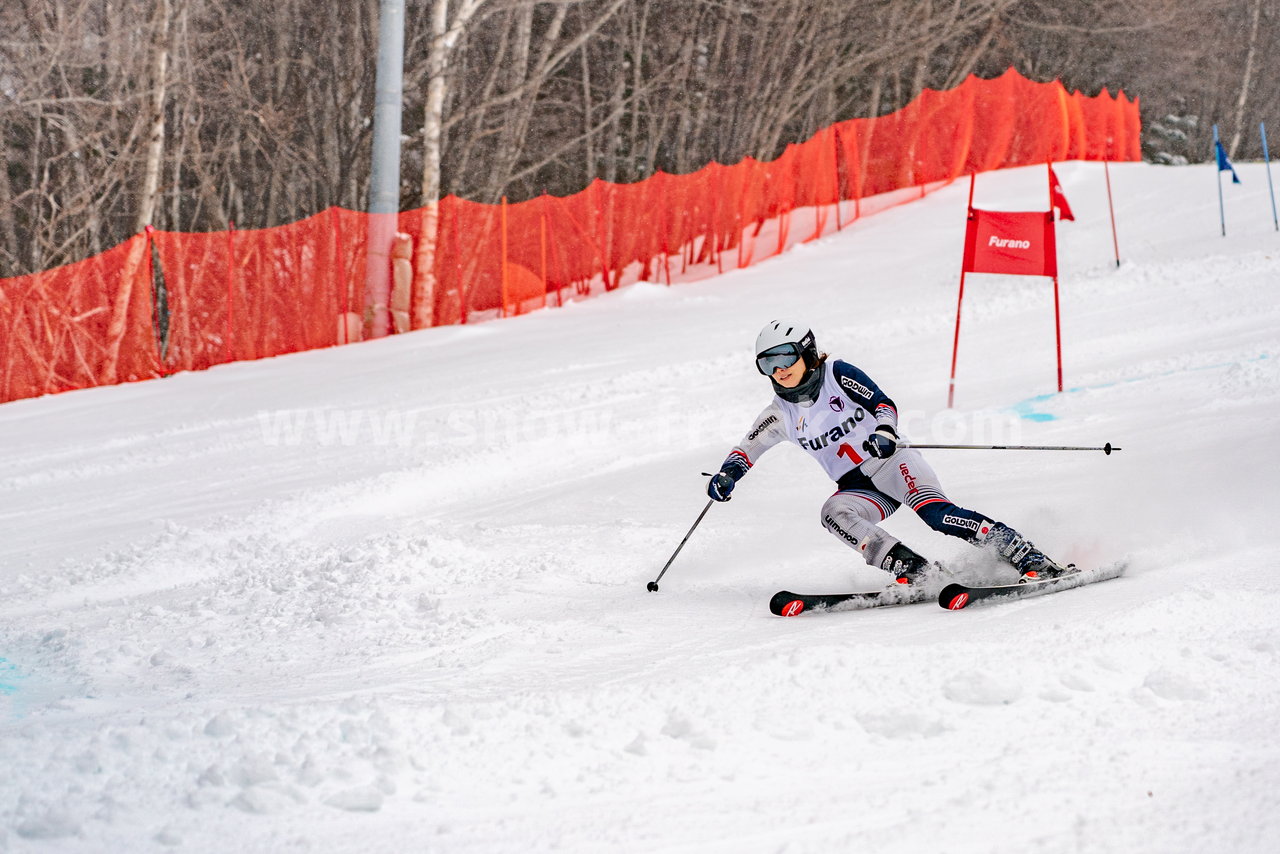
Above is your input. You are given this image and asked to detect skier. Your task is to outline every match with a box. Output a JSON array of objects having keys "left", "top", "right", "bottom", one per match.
[{"left": 706, "top": 320, "right": 1072, "bottom": 586}]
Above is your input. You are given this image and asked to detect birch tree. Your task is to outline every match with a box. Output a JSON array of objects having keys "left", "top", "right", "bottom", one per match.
[
  {"left": 135, "top": 0, "right": 171, "bottom": 233},
  {"left": 1, "top": 0, "right": 1277, "bottom": 282},
  {"left": 411, "top": 0, "right": 487, "bottom": 328},
  {"left": 1227, "top": 0, "right": 1263, "bottom": 158}
]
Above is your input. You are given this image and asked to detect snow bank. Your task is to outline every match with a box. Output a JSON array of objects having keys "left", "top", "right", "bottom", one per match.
[{"left": 1, "top": 162, "right": 1278, "bottom": 853}]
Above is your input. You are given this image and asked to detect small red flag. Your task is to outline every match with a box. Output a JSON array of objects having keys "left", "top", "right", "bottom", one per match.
[{"left": 1049, "top": 166, "right": 1075, "bottom": 221}]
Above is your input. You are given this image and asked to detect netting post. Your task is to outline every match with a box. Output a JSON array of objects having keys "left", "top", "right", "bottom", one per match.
[
  {"left": 833, "top": 126, "right": 844, "bottom": 231},
  {"left": 500, "top": 195, "right": 510, "bottom": 316},
  {"left": 225, "top": 221, "right": 236, "bottom": 364},
  {"left": 711, "top": 178, "right": 723, "bottom": 274},
  {"left": 854, "top": 132, "right": 863, "bottom": 220},
  {"left": 540, "top": 202, "right": 552, "bottom": 308},
  {"left": 658, "top": 177, "right": 672, "bottom": 285},
  {"left": 330, "top": 208, "right": 348, "bottom": 343},
  {"left": 453, "top": 201, "right": 468, "bottom": 325}
]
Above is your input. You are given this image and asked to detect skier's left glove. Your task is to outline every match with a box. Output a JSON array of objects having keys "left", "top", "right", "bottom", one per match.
[{"left": 862, "top": 424, "right": 899, "bottom": 459}]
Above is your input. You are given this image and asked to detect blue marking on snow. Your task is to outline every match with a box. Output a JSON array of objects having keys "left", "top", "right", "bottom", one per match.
[
  {"left": 0, "top": 657, "right": 21, "bottom": 697},
  {"left": 1009, "top": 353, "right": 1271, "bottom": 421},
  {"left": 1010, "top": 394, "right": 1059, "bottom": 421}
]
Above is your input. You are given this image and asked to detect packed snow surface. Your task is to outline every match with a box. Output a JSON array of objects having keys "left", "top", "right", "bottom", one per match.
[{"left": 2, "top": 162, "right": 1278, "bottom": 853}]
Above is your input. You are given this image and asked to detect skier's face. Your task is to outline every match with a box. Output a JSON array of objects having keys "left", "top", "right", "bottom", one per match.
[{"left": 772, "top": 358, "right": 806, "bottom": 388}]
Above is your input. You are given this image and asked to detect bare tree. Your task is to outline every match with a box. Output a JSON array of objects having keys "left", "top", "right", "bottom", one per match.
[
  {"left": 2, "top": 0, "right": 1277, "bottom": 283},
  {"left": 1228, "top": 0, "right": 1263, "bottom": 157},
  {"left": 135, "top": 0, "right": 172, "bottom": 233},
  {"left": 411, "top": 0, "right": 487, "bottom": 328}
]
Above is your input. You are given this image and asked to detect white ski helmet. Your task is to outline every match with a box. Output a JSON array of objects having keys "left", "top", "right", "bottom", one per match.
[{"left": 754, "top": 319, "right": 818, "bottom": 376}]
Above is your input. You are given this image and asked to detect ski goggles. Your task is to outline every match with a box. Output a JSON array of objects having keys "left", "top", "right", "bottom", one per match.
[{"left": 756, "top": 343, "right": 803, "bottom": 376}]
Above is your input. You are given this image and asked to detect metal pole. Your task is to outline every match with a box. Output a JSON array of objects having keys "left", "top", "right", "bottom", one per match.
[
  {"left": 902, "top": 442, "right": 1121, "bottom": 455},
  {"left": 365, "top": 0, "right": 406, "bottom": 339},
  {"left": 1262, "top": 122, "right": 1279, "bottom": 232},
  {"left": 1213, "top": 124, "right": 1227, "bottom": 237},
  {"left": 647, "top": 499, "right": 716, "bottom": 592}
]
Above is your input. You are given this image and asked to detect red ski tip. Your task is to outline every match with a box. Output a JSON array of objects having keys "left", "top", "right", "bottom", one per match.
[
  {"left": 946, "top": 592, "right": 969, "bottom": 610},
  {"left": 780, "top": 599, "right": 806, "bottom": 617}
]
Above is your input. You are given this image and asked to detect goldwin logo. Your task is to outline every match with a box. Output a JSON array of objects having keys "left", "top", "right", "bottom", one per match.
[
  {"left": 988, "top": 235, "right": 1031, "bottom": 249},
  {"left": 746, "top": 414, "right": 778, "bottom": 441},
  {"left": 824, "top": 515, "right": 859, "bottom": 546},
  {"left": 839, "top": 376, "right": 872, "bottom": 399}
]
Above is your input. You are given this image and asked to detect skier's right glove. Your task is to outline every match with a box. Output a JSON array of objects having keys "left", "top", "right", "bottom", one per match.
[
  {"left": 707, "top": 452, "right": 750, "bottom": 502},
  {"left": 707, "top": 472, "right": 736, "bottom": 502}
]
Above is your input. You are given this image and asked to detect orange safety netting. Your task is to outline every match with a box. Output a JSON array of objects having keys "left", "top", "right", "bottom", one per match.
[{"left": 0, "top": 69, "right": 1140, "bottom": 405}]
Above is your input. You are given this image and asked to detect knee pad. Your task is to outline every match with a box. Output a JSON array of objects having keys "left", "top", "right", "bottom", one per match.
[{"left": 821, "top": 490, "right": 896, "bottom": 526}]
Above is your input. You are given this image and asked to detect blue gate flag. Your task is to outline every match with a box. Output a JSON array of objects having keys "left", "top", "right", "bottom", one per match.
[{"left": 1215, "top": 140, "right": 1242, "bottom": 184}]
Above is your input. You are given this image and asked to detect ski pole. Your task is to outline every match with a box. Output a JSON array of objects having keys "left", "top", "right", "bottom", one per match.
[
  {"left": 901, "top": 442, "right": 1121, "bottom": 455},
  {"left": 648, "top": 498, "right": 715, "bottom": 592}
]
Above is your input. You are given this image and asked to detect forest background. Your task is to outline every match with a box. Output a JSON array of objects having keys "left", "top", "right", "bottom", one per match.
[{"left": 1, "top": 0, "right": 1273, "bottom": 277}]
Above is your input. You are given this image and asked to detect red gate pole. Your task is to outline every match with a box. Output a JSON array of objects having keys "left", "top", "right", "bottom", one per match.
[
  {"left": 948, "top": 270, "right": 968, "bottom": 409},
  {"left": 948, "top": 174, "right": 977, "bottom": 409},
  {"left": 1103, "top": 161, "right": 1121, "bottom": 267},
  {"left": 1052, "top": 275, "right": 1064, "bottom": 392},
  {"left": 1046, "top": 165, "right": 1064, "bottom": 393}
]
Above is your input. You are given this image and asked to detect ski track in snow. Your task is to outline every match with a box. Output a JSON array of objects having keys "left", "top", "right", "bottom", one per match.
[{"left": 1, "top": 162, "right": 1279, "bottom": 852}]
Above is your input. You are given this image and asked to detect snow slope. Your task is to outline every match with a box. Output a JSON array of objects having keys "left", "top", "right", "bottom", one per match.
[{"left": 1, "top": 162, "right": 1278, "bottom": 853}]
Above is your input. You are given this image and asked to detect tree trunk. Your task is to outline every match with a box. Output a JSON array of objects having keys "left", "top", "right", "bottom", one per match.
[
  {"left": 135, "top": 0, "right": 171, "bottom": 233},
  {"left": 1228, "top": 0, "right": 1263, "bottom": 158},
  {"left": 414, "top": 0, "right": 486, "bottom": 329},
  {"left": 0, "top": 127, "right": 15, "bottom": 262},
  {"left": 413, "top": 0, "right": 451, "bottom": 329},
  {"left": 581, "top": 41, "right": 594, "bottom": 185}
]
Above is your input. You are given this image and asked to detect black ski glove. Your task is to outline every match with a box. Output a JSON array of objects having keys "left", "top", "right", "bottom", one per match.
[
  {"left": 863, "top": 424, "right": 899, "bottom": 459},
  {"left": 707, "top": 473, "right": 736, "bottom": 501},
  {"left": 708, "top": 453, "right": 749, "bottom": 501}
]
